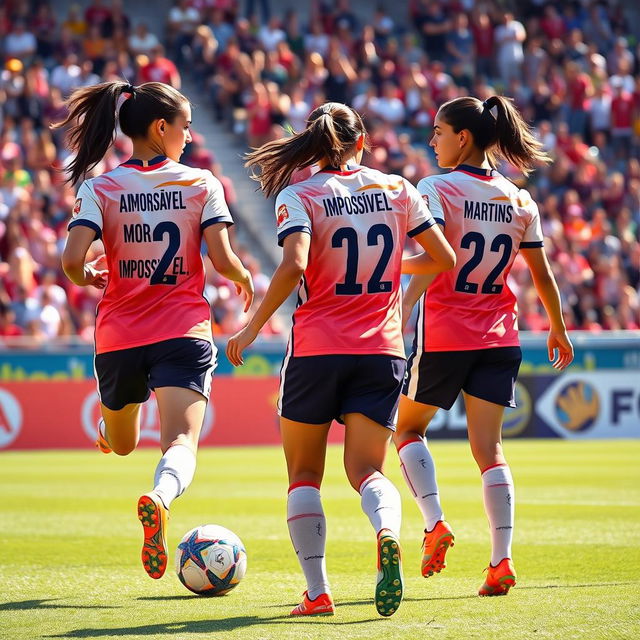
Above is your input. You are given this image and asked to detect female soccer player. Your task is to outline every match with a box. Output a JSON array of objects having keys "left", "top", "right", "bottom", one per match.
[
  {"left": 397, "top": 95, "right": 574, "bottom": 596},
  {"left": 59, "top": 81, "right": 254, "bottom": 580},
  {"left": 226, "top": 102, "right": 455, "bottom": 617}
]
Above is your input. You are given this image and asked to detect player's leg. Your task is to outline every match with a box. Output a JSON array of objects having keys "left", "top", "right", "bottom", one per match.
[
  {"left": 279, "top": 354, "right": 338, "bottom": 616},
  {"left": 463, "top": 346, "right": 521, "bottom": 596},
  {"left": 393, "top": 396, "right": 455, "bottom": 578},
  {"left": 136, "top": 386, "right": 206, "bottom": 580},
  {"left": 281, "top": 417, "right": 334, "bottom": 616},
  {"left": 94, "top": 345, "right": 150, "bottom": 455},
  {"left": 99, "top": 402, "right": 142, "bottom": 455},
  {"left": 138, "top": 338, "right": 213, "bottom": 579},
  {"left": 393, "top": 350, "right": 468, "bottom": 577},
  {"left": 343, "top": 411, "right": 403, "bottom": 618},
  {"left": 340, "top": 355, "right": 406, "bottom": 617}
]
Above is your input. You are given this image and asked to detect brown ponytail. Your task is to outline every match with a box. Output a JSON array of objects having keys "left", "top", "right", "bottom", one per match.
[
  {"left": 438, "top": 95, "right": 550, "bottom": 174},
  {"left": 245, "top": 102, "right": 367, "bottom": 197},
  {"left": 53, "top": 81, "right": 188, "bottom": 184}
]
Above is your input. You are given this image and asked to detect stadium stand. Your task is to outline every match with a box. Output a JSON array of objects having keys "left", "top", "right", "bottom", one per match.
[{"left": 0, "top": 0, "right": 639, "bottom": 347}]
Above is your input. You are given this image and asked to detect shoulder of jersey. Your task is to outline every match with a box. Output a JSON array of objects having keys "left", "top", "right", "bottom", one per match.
[
  {"left": 416, "top": 172, "right": 447, "bottom": 190},
  {"left": 359, "top": 165, "right": 404, "bottom": 185}
]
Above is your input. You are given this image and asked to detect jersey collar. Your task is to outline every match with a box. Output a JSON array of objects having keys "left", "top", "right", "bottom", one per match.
[
  {"left": 121, "top": 155, "right": 169, "bottom": 170},
  {"left": 319, "top": 164, "right": 362, "bottom": 176},
  {"left": 454, "top": 164, "right": 498, "bottom": 180}
]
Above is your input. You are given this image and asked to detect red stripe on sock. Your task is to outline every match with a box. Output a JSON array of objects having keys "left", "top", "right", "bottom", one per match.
[
  {"left": 397, "top": 437, "right": 423, "bottom": 452},
  {"left": 481, "top": 462, "right": 507, "bottom": 474},
  {"left": 288, "top": 481, "right": 320, "bottom": 493},
  {"left": 400, "top": 462, "right": 418, "bottom": 498},
  {"left": 487, "top": 483, "right": 512, "bottom": 487},
  {"left": 358, "top": 471, "right": 382, "bottom": 493},
  {"left": 287, "top": 512, "right": 324, "bottom": 522}
]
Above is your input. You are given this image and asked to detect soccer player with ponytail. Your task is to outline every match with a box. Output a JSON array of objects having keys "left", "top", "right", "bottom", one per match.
[
  {"left": 58, "top": 81, "right": 254, "bottom": 580},
  {"left": 397, "top": 95, "right": 574, "bottom": 596},
  {"left": 226, "top": 102, "right": 455, "bottom": 617}
]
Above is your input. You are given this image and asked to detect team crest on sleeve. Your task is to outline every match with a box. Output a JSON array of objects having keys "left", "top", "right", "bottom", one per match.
[
  {"left": 72, "top": 198, "right": 82, "bottom": 217},
  {"left": 276, "top": 204, "right": 290, "bottom": 228},
  {"left": 421, "top": 193, "right": 429, "bottom": 206}
]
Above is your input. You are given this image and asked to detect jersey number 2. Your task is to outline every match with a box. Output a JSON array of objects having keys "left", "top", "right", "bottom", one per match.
[
  {"left": 455, "top": 232, "right": 513, "bottom": 294},
  {"left": 332, "top": 224, "right": 393, "bottom": 295},
  {"left": 150, "top": 221, "right": 180, "bottom": 285}
]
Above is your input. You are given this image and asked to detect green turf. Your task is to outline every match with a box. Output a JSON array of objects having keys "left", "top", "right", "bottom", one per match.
[{"left": 1, "top": 440, "right": 639, "bottom": 640}]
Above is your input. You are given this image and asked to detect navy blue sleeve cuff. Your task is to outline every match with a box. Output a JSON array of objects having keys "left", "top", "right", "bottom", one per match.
[
  {"left": 277, "top": 225, "right": 311, "bottom": 247},
  {"left": 68, "top": 219, "right": 102, "bottom": 240},
  {"left": 407, "top": 218, "right": 436, "bottom": 238},
  {"left": 201, "top": 217, "right": 234, "bottom": 231},
  {"left": 520, "top": 241, "right": 544, "bottom": 248},
  {"left": 433, "top": 217, "right": 445, "bottom": 227}
]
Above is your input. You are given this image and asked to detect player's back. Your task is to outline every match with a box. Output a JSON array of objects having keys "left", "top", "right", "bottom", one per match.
[
  {"left": 70, "top": 156, "right": 232, "bottom": 353},
  {"left": 276, "top": 165, "right": 434, "bottom": 358},
  {"left": 417, "top": 165, "right": 544, "bottom": 351}
]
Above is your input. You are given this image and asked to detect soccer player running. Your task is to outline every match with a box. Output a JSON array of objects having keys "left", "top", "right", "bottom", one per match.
[
  {"left": 226, "top": 102, "right": 455, "bottom": 617},
  {"left": 59, "top": 81, "right": 254, "bottom": 580},
  {"left": 397, "top": 95, "right": 574, "bottom": 596}
]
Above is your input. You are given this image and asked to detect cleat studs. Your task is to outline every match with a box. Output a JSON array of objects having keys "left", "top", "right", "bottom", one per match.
[{"left": 380, "top": 590, "right": 386, "bottom": 596}]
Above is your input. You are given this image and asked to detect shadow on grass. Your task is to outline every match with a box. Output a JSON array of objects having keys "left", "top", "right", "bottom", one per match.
[
  {"left": 515, "top": 581, "right": 639, "bottom": 591},
  {"left": 0, "top": 599, "right": 117, "bottom": 611},
  {"left": 263, "top": 581, "right": 640, "bottom": 608},
  {"left": 136, "top": 595, "right": 204, "bottom": 601},
  {"left": 46, "top": 614, "right": 385, "bottom": 637}
]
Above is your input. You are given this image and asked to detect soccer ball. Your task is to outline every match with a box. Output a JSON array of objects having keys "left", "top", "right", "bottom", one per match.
[{"left": 175, "top": 524, "right": 247, "bottom": 596}]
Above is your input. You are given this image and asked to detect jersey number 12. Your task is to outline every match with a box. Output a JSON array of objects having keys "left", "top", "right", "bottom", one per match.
[{"left": 332, "top": 223, "right": 393, "bottom": 295}]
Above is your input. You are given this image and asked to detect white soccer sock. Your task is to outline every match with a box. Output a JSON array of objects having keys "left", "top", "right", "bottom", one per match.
[
  {"left": 152, "top": 444, "right": 196, "bottom": 509},
  {"left": 287, "top": 484, "right": 330, "bottom": 600},
  {"left": 481, "top": 463, "right": 515, "bottom": 566},
  {"left": 359, "top": 471, "right": 402, "bottom": 538},
  {"left": 398, "top": 438, "right": 444, "bottom": 532}
]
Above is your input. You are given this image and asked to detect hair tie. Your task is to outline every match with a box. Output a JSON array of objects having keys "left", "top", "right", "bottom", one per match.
[{"left": 115, "top": 86, "right": 134, "bottom": 120}]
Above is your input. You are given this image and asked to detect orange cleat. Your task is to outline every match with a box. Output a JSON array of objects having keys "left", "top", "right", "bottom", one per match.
[
  {"left": 95, "top": 420, "right": 112, "bottom": 454},
  {"left": 137, "top": 492, "right": 169, "bottom": 579},
  {"left": 421, "top": 520, "right": 454, "bottom": 577},
  {"left": 478, "top": 558, "right": 516, "bottom": 596},
  {"left": 290, "top": 591, "right": 335, "bottom": 616},
  {"left": 375, "top": 530, "right": 403, "bottom": 617}
]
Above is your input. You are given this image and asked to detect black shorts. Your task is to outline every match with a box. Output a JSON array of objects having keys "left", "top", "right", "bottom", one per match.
[
  {"left": 279, "top": 354, "right": 406, "bottom": 429},
  {"left": 403, "top": 346, "right": 522, "bottom": 410},
  {"left": 94, "top": 338, "right": 216, "bottom": 411}
]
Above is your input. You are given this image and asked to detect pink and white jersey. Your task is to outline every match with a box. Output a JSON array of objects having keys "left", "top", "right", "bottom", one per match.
[
  {"left": 276, "top": 165, "right": 435, "bottom": 358},
  {"left": 68, "top": 155, "right": 233, "bottom": 354},
  {"left": 416, "top": 165, "right": 544, "bottom": 352}
]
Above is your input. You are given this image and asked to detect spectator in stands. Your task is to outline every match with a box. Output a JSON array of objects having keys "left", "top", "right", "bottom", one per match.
[
  {"left": 4, "top": 19, "right": 37, "bottom": 64},
  {"left": 138, "top": 45, "right": 181, "bottom": 89},
  {"left": 494, "top": 12, "right": 526, "bottom": 86},
  {"left": 129, "top": 23, "right": 160, "bottom": 57}
]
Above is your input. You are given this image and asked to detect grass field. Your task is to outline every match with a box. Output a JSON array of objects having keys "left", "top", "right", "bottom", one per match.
[{"left": 1, "top": 440, "right": 639, "bottom": 640}]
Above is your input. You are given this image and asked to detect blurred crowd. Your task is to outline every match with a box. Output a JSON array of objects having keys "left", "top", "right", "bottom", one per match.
[{"left": 1, "top": 0, "right": 639, "bottom": 347}]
